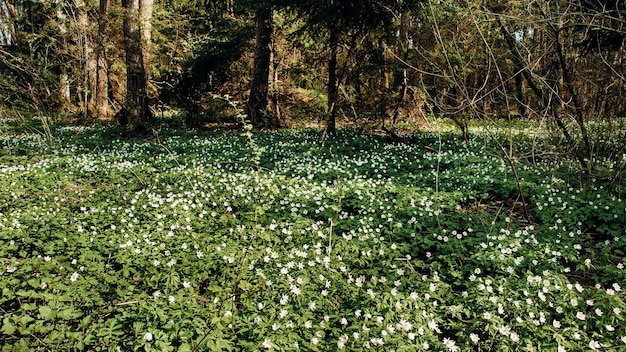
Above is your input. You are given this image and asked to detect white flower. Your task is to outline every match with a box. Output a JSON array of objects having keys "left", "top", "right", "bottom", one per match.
[
  {"left": 143, "top": 332, "right": 153, "bottom": 341},
  {"left": 262, "top": 338, "right": 273, "bottom": 349},
  {"left": 428, "top": 319, "right": 441, "bottom": 334},
  {"left": 510, "top": 332, "right": 519, "bottom": 342},
  {"left": 575, "top": 283, "right": 584, "bottom": 292},
  {"left": 168, "top": 296, "right": 175, "bottom": 303},
  {"left": 576, "top": 312, "right": 585, "bottom": 320},
  {"left": 396, "top": 319, "right": 412, "bottom": 332},
  {"left": 498, "top": 325, "right": 511, "bottom": 336},
  {"left": 337, "top": 335, "right": 348, "bottom": 349},
  {"left": 553, "top": 320, "right": 561, "bottom": 328},
  {"left": 370, "top": 338, "right": 384, "bottom": 346},
  {"left": 470, "top": 333, "right": 480, "bottom": 344},
  {"left": 589, "top": 340, "right": 601, "bottom": 350},
  {"left": 310, "top": 337, "right": 319, "bottom": 345},
  {"left": 182, "top": 281, "right": 191, "bottom": 288},
  {"left": 6, "top": 266, "right": 17, "bottom": 273},
  {"left": 443, "top": 337, "right": 458, "bottom": 352},
  {"left": 70, "top": 272, "right": 79, "bottom": 282}
]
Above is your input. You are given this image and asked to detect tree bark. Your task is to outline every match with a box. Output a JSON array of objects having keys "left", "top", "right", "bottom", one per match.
[
  {"left": 553, "top": 29, "right": 592, "bottom": 167},
  {"left": 495, "top": 15, "right": 527, "bottom": 118},
  {"left": 139, "top": 0, "right": 153, "bottom": 83},
  {"left": 0, "top": 1, "right": 16, "bottom": 45},
  {"left": 120, "top": 0, "right": 152, "bottom": 132},
  {"left": 55, "top": 5, "right": 71, "bottom": 110},
  {"left": 247, "top": 6, "right": 275, "bottom": 129},
  {"left": 326, "top": 24, "right": 339, "bottom": 136},
  {"left": 96, "top": 0, "right": 110, "bottom": 121},
  {"left": 75, "top": 0, "right": 97, "bottom": 120},
  {"left": 391, "top": 12, "right": 410, "bottom": 126}
]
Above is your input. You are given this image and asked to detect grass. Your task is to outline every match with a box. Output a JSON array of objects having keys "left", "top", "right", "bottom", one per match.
[{"left": 0, "top": 119, "right": 625, "bottom": 351}]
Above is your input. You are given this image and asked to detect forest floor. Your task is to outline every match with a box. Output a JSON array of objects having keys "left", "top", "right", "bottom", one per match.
[{"left": 0, "top": 119, "right": 625, "bottom": 351}]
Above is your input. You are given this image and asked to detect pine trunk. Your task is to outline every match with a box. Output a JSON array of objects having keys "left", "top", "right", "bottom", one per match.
[
  {"left": 55, "top": 6, "right": 72, "bottom": 110},
  {"left": 0, "top": 1, "right": 16, "bottom": 45},
  {"left": 326, "top": 24, "right": 338, "bottom": 136},
  {"left": 75, "top": 0, "right": 97, "bottom": 120},
  {"left": 120, "top": 0, "right": 151, "bottom": 132},
  {"left": 247, "top": 6, "right": 275, "bottom": 129},
  {"left": 96, "top": 0, "right": 110, "bottom": 121},
  {"left": 139, "top": 0, "right": 153, "bottom": 83}
]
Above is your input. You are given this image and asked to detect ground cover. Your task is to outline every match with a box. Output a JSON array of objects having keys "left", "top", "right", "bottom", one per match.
[{"left": 0, "top": 122, "right": 625, "bottom": 351}]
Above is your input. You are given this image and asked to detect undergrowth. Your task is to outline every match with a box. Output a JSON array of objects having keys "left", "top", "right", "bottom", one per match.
[{"left": 0, "top": 120, "right": 624, "bottom": 351}]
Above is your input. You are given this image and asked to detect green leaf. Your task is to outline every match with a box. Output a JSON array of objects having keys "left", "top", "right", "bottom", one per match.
[
  {"left": 1, "top": 317, "right": 16, "bottom": 335},
  {"left": 39, "top": 305, "right": 56, "bottom": 320},
  {"left": 58, "top": 307, "right": 83, "bottom": 320},
  {"left": 27, "top": 278, "right": 40, "bottom": 288},
  {"left": 21, "top": 303, "right": 37, "bottom": 311}
]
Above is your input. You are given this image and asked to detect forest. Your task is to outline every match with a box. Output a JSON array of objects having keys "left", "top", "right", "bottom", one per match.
[{"left": 1, "top": 0, "right": 626, "bottom": 351}]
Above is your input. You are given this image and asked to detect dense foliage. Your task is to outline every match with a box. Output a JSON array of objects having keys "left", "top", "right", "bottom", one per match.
[{"left": 0, "top": 119, "right": 624, "bottom": 351}]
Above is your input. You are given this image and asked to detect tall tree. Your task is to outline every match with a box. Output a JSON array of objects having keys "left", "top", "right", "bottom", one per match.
[
  {"left": 326, "top": 21, "right": 339, "bottom": 135},
  {"left": 74, "top": 0, "right": 97, "bottom": 120},
  {"left": 0, "top": 0, "right": 16, "bottom": 46},
  {"left": 247, "top": 5, "right": 277, "bottom": 128},
  {"left": 282, "top": 0, "right": 411, "bottom": 135},
  {"left": 119, "top": 0, "right": 153, "bottom": 131},
  {"left": 96, "top": 0, "right": 110, "bottom": 121}
]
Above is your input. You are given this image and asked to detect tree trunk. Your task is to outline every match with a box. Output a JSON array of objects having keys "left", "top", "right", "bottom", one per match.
[
  {"left": 495, "top": 15, "right": 527, "bottom": 118},
  {"left": 75, "top": 0, "right": 97, "bottom": 120},
  {"left": 247, "top": 6, "right": 275, "bottom": 129},
  {"left": 326, "top": 24, "right": 339, "bottom": 136},
  {"left": 391, "top": 12, "right": 410, "bottom": 126},
  {"left": 96, "top": 0, "right": 110, "bottom": 121},
  {"left": 0, "top": 1, "right": 16, "bottom": 45},
  {"left": 553, "top": 29, "right": 592, "bottom": 168},
  {"left": 120, "top": 0, "right": 152, "bottom": 132},
  {"left": 139, "top": 0, "right": 153, "bottom": 86},
  {"left": 55, "top": 5, "right": 72, "bottom": 110}
]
